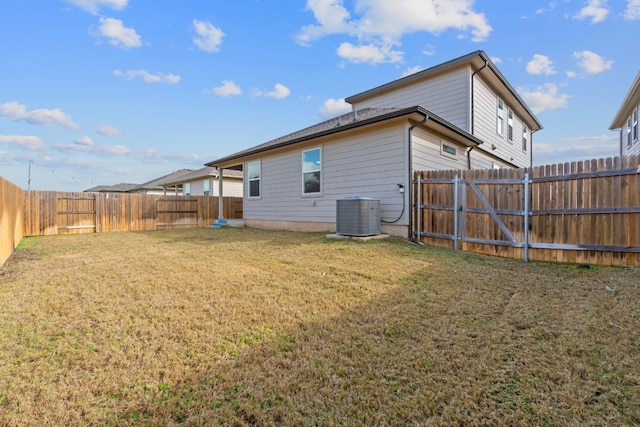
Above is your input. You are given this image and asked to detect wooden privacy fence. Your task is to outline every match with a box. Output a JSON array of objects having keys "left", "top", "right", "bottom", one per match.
[
  {"left": 1, "top": 177, "right": 26, "bottom": 266},
  {"left": 414, "top": 155, "right": 640, "bottom": 266},
  {"left": 24, "top": 191, "right": 243, "bottom": 236}
]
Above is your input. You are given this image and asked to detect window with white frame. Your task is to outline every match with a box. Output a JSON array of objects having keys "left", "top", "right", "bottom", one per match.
[
  {"left": 441, "top": 142, "right": 457, "bottom": 159},
  {"left": 496, "top": 99, "right": 504, "bottom": 136},
  {"left": 302, "top": 147, "right": 321, "bottom": 194},
  {"left": 247, "top": 160, "right": 261, "bottom": 198},
  {"left": 507, "top": 109, "right": 514, "bottom": 142},
  {"left": 628, "top": 117, "right": 633, "bottom": 147},
  {"left": 522, "top": 124, "right": 528, "bottom": 152},
  {"left": 184, "top": 182, "right": 191, "bottom": 195},
  {"left": 633, "top": 108, "right": 638, "bottom": 142},
  {"left": 203, "top": 179, "right": 210, "bottom": 196}
]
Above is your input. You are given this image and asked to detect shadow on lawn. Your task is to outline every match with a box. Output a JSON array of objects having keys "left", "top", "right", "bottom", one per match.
[{"left": 121, "top": 259, "right": 640, "bottom": 426}]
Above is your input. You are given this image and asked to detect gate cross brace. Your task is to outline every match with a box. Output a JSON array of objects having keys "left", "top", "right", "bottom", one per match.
[{"left": 468, "top": 182, "right": 517, "bottom": 243}]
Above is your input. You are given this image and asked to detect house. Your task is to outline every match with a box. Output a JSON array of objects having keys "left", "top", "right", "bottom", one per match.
[
  {"left": 160, "top": 166, "right": 244, "bottom": 197},
  {"left": 85, "top": 183, "right": 139, "bottom": 193},
  {"left": 610, "top": 71, "right": 640, "bottom": 157},
  {"left": 206, "top": 51, "right": 542, "bottom": 238}
]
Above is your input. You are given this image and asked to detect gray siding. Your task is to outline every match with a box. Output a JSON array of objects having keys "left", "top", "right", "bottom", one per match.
[
  {"left": 472, "top": 76, "right": 530, "bottom": 168},
  {"left": 620, "top": 104, "right": 640, "bottom": 157},
  {"left": 244, "top": 123, "right": 409, "bottom": 225},
  {"left": 350, "top": 66, "right": 471, "bottom": 131}
]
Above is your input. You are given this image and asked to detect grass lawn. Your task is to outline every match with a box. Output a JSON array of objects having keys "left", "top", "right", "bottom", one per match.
[{"left": 0, "top": 227, "right": 639, "bottom": 426}]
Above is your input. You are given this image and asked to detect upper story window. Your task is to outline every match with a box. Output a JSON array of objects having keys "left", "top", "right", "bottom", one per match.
[
  {"left": 627, "top": 117, "right": 633, "bottom": 147},
  {"left": 247, "top": 160, "right": 261, "bottom": 198},
  {"left": 496, "top": 99, "right": 505, "bottom": 136},
  {"left": 507, "top": 109, "right": 514, "bottom": 142},
  {"left": 633, "top": 108, "right": 638, "bottom": 142},
  {"left": 522, "top": 124, "right": 528, "bottom": 152},
  {"left": 302, "top": 148, "right": 321, "bottom": 194}
]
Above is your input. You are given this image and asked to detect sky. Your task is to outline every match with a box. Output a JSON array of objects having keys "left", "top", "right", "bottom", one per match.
[{"left": 1, "top": 0, "right": 639, "bottom": 192}]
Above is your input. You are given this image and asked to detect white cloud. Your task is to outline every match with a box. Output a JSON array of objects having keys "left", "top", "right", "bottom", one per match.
[
  {"left": 520, "top": 83, "right": 570, "bottom": 114},
  {"left": 401, "top": 66, "right": 424, "bottom": 78},
  {"left": 96, "top": 17, "right": 142, "bottom": 49},
  {"left": 113, "top": 69, "right": 181, "bottom": 84},
  {"left": 573, "top": 50, "right": 613, "bottom": 74},
  {"left": 207, "top": 81, "right": 242, "bottom": 97},
  {"left": 97, "top": 124, "right": 124, "bottom": 136},
  {"left": 0, "top": 135, "right": 46, "bottom": 151},
  {"left": 337, "top": 42, "right": 403, "bottom": 64},
  {"left": 533, "top": 134, "right": 618, "bottom": 165},
  {"left": 75, "top": 136, "right": 94, "bottom": 146},
  {"left": 255, "top": 83, "right": 291, "bottom": 100},
  {"left": 574, "top": 0, "right": 609, "bottom": 24},
  {"left": 192, "top": 20, "right": 225, "bottom": 52},
  {"left": 63, "top": 0, "right": 127, "bottom": 14},
  {"left": 0, "top": 102, "right": 80, "bottom": 129},
  {"left": 54, "top": 141, "right": 132, "bottom": 156},
  {"left": 319, "top": 98, "right": 352, "bottom": 118},
  {"left": 625, "top": 0, "right": 640, "bottom": 19},
  {"left": 136, "top": 148, "right": 200, "bottom": 164},
  {"left": 526, "top": 54, "right": 556, "bottom": 76},
  {"left": 297, "top": 0, "right": 492, "bottom": 64}
]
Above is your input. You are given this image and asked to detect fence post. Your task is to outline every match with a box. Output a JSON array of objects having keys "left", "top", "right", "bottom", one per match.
[
  {"left": 454, "top": 174, "right": 459, "bottom": 252},
  {"left": 523, "top": 172, "right": 530, "bottom": 263},
  {"left": 416, "top": 174, "right": 421, "bottom": 242}
]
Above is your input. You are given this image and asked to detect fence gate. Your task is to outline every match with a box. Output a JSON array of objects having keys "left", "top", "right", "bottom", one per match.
[
  {"left": 415, "top": 171, "right": 531, "bottom": 261},
  {"left": 56, "top": 193, "right": 97, "bottom": 234}
]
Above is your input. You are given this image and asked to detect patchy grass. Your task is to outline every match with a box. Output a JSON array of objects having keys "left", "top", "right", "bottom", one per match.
[{"left": 0, "top": 227, "right": 639, "bottom": 426}]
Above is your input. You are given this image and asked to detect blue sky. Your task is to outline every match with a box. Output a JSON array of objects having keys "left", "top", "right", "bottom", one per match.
[{"left": 1, "top": 0, "right": 639, "bottom": 191}]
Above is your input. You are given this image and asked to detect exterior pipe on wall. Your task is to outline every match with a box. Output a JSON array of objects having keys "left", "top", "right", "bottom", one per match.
[
  {"left": 466, "top": 146, "right": 475, "bottom": 170},
  {"left": 470, "top": 58, "right": 488, "bottom": 135},
  {"left": 408, "top": 115, "right": 428, "bottom": 244}
]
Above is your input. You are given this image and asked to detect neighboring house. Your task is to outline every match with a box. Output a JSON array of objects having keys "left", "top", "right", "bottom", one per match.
[
  {"left": 85, "top": 183, "right": 139, "bottom": 193},
  {"left": 160, "top": 166, "right": 244, "bottom": 197},
  {"left": 206, "top": 51, "right": 542, "bottom": 237},
  {"left": 610, "top": 71, "right": 640, "bottom": 157},
  {"left": 126, "top": 169, "right": 195, "bottom": 195}
]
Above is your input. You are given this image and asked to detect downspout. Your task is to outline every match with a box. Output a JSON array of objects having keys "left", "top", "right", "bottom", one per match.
[
  {"left": 470, "top": 57, "right": 488, "bottom": 135},
  {"left": 408, "top": 115, "right": 428, "bottom": 244},
  {"left": 466, "top": 146, "right": 475, "bottom": 170}
]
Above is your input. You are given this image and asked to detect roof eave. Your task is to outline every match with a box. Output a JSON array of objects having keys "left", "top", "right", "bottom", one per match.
[
  {"left": 207, "top": 106, "right": 481, "bottom": 168},
  {"left": 609, "top": 71, "right": 640, "bottom": 130}
]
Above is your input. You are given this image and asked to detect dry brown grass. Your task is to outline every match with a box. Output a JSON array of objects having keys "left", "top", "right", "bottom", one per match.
[{"left": 0, "top": 227, "right": 639, "bottom": 426}]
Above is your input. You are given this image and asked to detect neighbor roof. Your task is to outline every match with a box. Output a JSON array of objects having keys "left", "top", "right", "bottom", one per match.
[
  {"left": 160, "top": 166, "right": 243, "bottom": 187},
  {"left": 207, "top": 105, "right": 482, "bottom": 168},
  {"left": 130, "top": 169, "right": 195, "bottom": 192},
  {"left": 85, "top": 183, "right": 138, "bottom": 193},
  {"left": 609, "top": 71, "right": 640, "bottom": 130}
]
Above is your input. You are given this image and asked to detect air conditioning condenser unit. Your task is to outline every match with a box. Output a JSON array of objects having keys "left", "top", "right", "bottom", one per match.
[{"left": 336, "top": 197, "right": 380, "bottom": 236}]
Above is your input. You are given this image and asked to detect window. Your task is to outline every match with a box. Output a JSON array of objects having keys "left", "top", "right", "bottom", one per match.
[
  {"left": 441, "top": 143, "right": 457, "bottom": 159},
  {"left": 203, "top": 179, "right": 210, "bottom": 196},
  {"left": 302, "top": 148, "right": 321, "bottom": 194},
  {"left": 628, "top": 117, "right": 632, "bottom": 147},
  {"left": 184, "top": 183, "right": 191, "bottom": 195},
  {"left": 522, "top": 124, "right": 528, "bottom": 152},
  {"left": 507, "top": 109, "right": 514, "bottom": 142},
  {"left": 496, "top": 99, "right": 504, "bottom": 135},
  {"left": 634, "top": 108, "right": 638, "bottom": 142},
  {"left": 247, "top": 160, "right": 260, "bottom": 198}
]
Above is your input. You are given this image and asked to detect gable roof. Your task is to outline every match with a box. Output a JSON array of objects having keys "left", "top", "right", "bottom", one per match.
[
  {"left": 85, "top": 183, "right": 138, "bottom": 193},
  {"left": 346, "top": 50, "right": 542, "bottom": 132},
  {"left": 207, "top": 105, "right": 482, "bottom": 168},
  {"left": 130, "top": 169, "right": 195, "bottom": 192},
  {"left": 610, "top": 71, "right": 640, "bottom": 130},
  {"left": 160, "top": 166, "right": 243, "bottom": 186}
]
